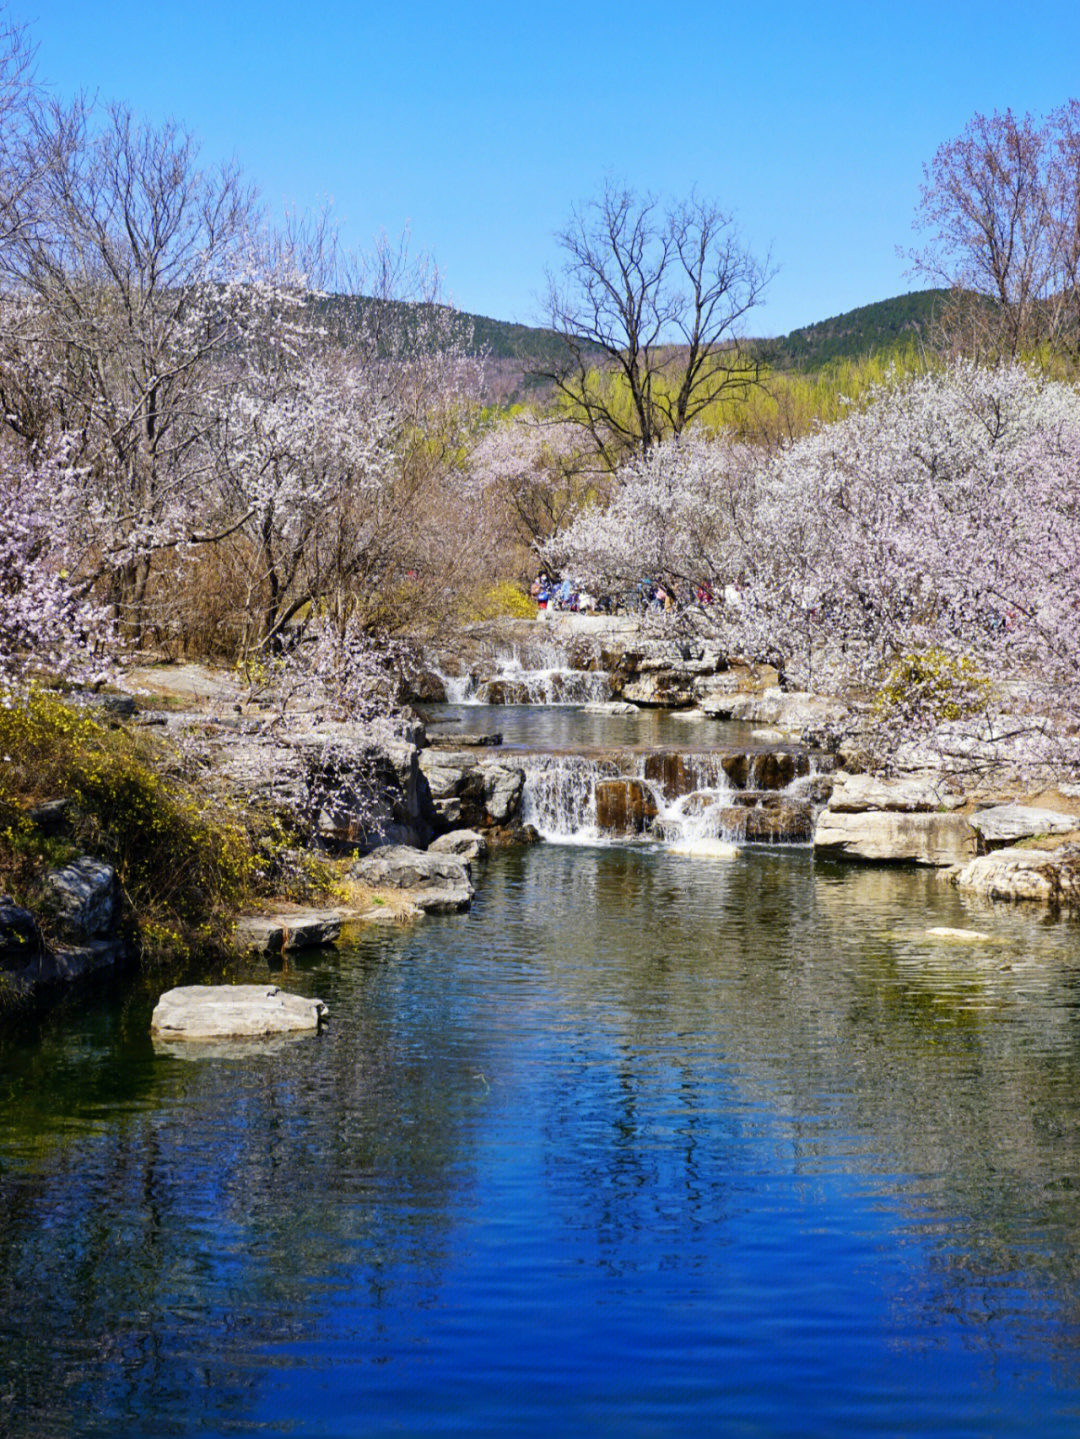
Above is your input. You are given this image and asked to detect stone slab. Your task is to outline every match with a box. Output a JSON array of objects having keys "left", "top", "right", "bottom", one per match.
[
  {"left": 151, "top": 984, "right": 328, "bottom": 1039},
  {"left": 813, "top": 810, "right": 975, "bottom": 866},
  {"left": 233, "top": 910, "right": 342, "bottom": 954}
]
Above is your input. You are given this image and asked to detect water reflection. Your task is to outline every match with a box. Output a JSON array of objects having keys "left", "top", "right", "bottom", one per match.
[{"left": 2, "top": 846, "right": 1080, "bottom": 1435}]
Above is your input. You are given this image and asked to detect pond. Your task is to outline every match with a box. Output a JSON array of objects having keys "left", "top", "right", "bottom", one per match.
[
  {"left": 3, "top": 842, "right": 1080, "bottom": 1436},
  {"left": 422, "top": 701, "right": 766, "bottom": 753}
]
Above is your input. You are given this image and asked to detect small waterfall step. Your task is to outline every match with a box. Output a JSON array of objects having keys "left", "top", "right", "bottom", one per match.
[{"left": 519, "top": 746, "right": 836, "bottom": 848}]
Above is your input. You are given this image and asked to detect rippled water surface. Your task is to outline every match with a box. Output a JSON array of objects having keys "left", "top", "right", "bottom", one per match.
[{"left": 4, "top": 845, "right": 1080, "bottom": 1436}]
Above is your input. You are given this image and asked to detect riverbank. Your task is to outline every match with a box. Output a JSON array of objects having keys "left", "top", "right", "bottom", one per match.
[{"left": 4, "top": 617, "right": 1079, "bottom": 1019}]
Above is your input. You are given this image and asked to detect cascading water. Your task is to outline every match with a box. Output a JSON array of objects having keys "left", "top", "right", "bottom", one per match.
[
  {"left": 521, "top": 747, "right": 827, "bottom": 850},
  {"left": 433, "top": 640, "right": 612, "bottom": 706},
  {"left": 520, "top": 756, "right": 620, "bottom": 843}
]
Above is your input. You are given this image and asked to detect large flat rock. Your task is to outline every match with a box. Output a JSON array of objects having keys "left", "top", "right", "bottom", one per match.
[
  {"left": 151, "top": 984, "right": 328, "bottom": 1040},
  {"left": 813, "top": 810, "right": 976, "bottom": 866},
  {"left": 969, "top": 805, "right": 1080, "bottom": 847},
  {"left": 827, "top": 773, "right": 960, "bottom": 813},
  {"left": 233, "top": 910, "right": 342, "bottom": 955},
  {"left": 350, "top": 845, "right": 474, "bottom": 913}
]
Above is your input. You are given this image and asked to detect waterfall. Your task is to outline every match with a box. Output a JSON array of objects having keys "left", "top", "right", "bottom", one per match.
[
  {"left": 431, "top": 639, "right": 612, "bottom": 707},
  {"left": 521, "top": 756, "right": 619, "bottom": 843},
  {"left": 437, "top": 671, "right": 479, "bottom": 704},
  {"left": 520, "top": 747, "right": 825, "bottom": 850}
]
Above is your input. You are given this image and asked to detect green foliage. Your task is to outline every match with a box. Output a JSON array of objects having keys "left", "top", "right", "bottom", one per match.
[
  {"left": 761, "top": 290, "right": 949, "bottom": 371},
  {"left": 872, "top": 649, "right": 993, "bottom": 728},
  {"left": 0, "top": 690, "right": 258, "bottom": 961}
]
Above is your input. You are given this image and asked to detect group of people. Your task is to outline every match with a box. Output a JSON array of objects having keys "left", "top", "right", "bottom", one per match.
[
  {"left": 530, "top": 573, "right": 598, "bottom": 613},
  {"left": 528, "top": 573, "right": 720, "bottom": 616}
]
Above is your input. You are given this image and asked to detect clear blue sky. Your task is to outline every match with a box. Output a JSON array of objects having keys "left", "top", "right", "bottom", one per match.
[{"left": 23, "top": 0, "right": 1080, "bottom": 335}]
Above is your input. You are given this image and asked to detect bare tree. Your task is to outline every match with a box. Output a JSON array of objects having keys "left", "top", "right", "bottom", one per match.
[
  {"left": 540, "top": 180, "right": 773, "bottom": 460},
  {"left": 911, "top": 104, "right": 1080, "bottom": 363}
]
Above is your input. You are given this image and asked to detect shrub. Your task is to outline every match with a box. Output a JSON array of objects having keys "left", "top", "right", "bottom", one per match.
[
  {"left": 872, "top": 649, "right": 993, "bottom": 729},
  {"left": 0, "top": 689, "right": 259, "bottom": 961}
]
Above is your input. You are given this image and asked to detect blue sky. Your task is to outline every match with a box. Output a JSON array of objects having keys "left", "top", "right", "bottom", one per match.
[{"left": 24, "top": 0, "right": 1080, "bottom": 335}]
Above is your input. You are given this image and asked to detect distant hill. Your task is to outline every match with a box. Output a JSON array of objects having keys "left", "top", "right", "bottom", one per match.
[
  {"left": 760, "top": 290, "right": 950, "bottom": 370},
  {"left": 316, "top": 289, "right": 957, "bottom": 403}
]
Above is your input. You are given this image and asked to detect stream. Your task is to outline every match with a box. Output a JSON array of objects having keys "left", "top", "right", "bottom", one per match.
[{"left": 3, "top": 686, "right": 1080, "bottom": 1436}]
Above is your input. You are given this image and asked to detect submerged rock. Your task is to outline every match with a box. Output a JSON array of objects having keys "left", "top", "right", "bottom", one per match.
[{"left": 151, "top": 984, "right": 328, "bottom": 1040}]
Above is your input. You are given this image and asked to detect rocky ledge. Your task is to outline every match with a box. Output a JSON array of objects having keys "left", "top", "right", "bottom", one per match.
[
  {"left": 1, "top": 857, "right": 129, "bottom": 1005},
  {"left": 952, "top": 845, "right": 1080, "bottom": 909}
]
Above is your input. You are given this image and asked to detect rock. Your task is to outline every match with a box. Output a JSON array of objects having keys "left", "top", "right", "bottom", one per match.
[
  {"left": 0, "top": 897, "right": 43, "bottom": 972},
  {"left": 99, "top": 693, "right": 137, "bottom": 719},
  {"left": 28, "top": 798, "right": 71, "bottom": 832},
  {"left": 751, "top": 727, "right": 788, "bottom": 743},
  {"left": 952, "top": 845, "right": 1080, "bottom": 907},
  {"left": 44, "top": 858, "right": 118, "bottom": 941},
  {"left": 350, "top": 845, "right": 474, "bottom": 913},
  {"left": 827, "top": 773, "right": 960, "bottom": 813},
  {"left": 667, "top": 840, "right": 739, "bottom": 859},
  {"left": 923, "top": 927, "right": 997, "bottom": 943},
  {"left": 151, "top": 984, "right": 328, "bottom": 1040},
  {"left": 406, "top": 670, "right": 448, "bottom": 703},
  {"left": 969, "top": 805, "right": 1080, "bottom": 848},
  {"left": 643, "top": 752, "right": 711, "bottom": 799},
  {"left": 428, "top": 732, "right": 502, "bottom": 748},
  {"left": 417, "top": 750, "right": 526, "bottom": 832},
  {"left": 594, "top": 779, "right": 658, "bottom": 836},
  {"left": 813, "top": 810, "right": 976, "bottom": 866},
  {"left": 621, "top": 672, "right": 696, "bottom": 708},
  {"left": 720, "top": 799, "right": 813, "bottom": 843},
  {"left": 788, "top": 773, "right": 836, "bottom": 805},
  {"left": 233, "top": 910, "right": 342, "bottom": 955},
  {"left": 748, "top": 751, "right": 810, "bottom": 790},
  {"left": 429, "top": 829, "right": 488, "bottom": 862},
  {"left": 483, "top": 765, "right": 525, "bottom": 823},
  {"left": 583, "top": 701, "right": 638, "bottom": 714},
  {"left": 702, "top": 686, "right": 846, "bottom": 728}
]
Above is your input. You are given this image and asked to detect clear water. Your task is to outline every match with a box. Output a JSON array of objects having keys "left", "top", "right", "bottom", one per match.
[
  {"left": 423, "top": 701, "right": 764, "bottom": 753},
  {"left": 3, "top": 845, "right": 1080, "bottom": 1437}
]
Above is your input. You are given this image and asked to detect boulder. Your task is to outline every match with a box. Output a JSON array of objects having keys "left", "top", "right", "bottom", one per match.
[
  {"left": 350, "top": 845, "right": 474, "bottom": 913},
  {"left": 151, "top": 984, "right": 328, "bottom": 1040},
  {"left": 417, "top": 750, "right": 526, "bottom": 832},
  {"left": 621, "top": 672, "right": 696, "bottom": 708},
  {"left": 483, "top": 765, "right": 525, "bottom": 824},
  {"left": 813, "top": 810, "right": 976, "bottom": 866},
  {"left": 429, "top": 829, "right": 488, "bottom": 862},
  {"left": 952, "top": 845, "right": 1080, "bottom": 907},
  {"left": 969, "top": 805, "right": 1080, "bottom": 849},
  {"left": 594, "top": 779, "right": 658, "bottom": 836},
  {"left": 0, "top": 897, "right": 43, "bottom": 972},
  {"left": 827, "top": 773, "right": 960, "bottom": 813},
  {"left": 233, "top": 910, "right": 342, "bottom": 955},
  {"left": 720, "top": 799, "right": 813, "bottom": 843},
  {"left": 45, "top": 858, "right": 118, "bottom": 941}
]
